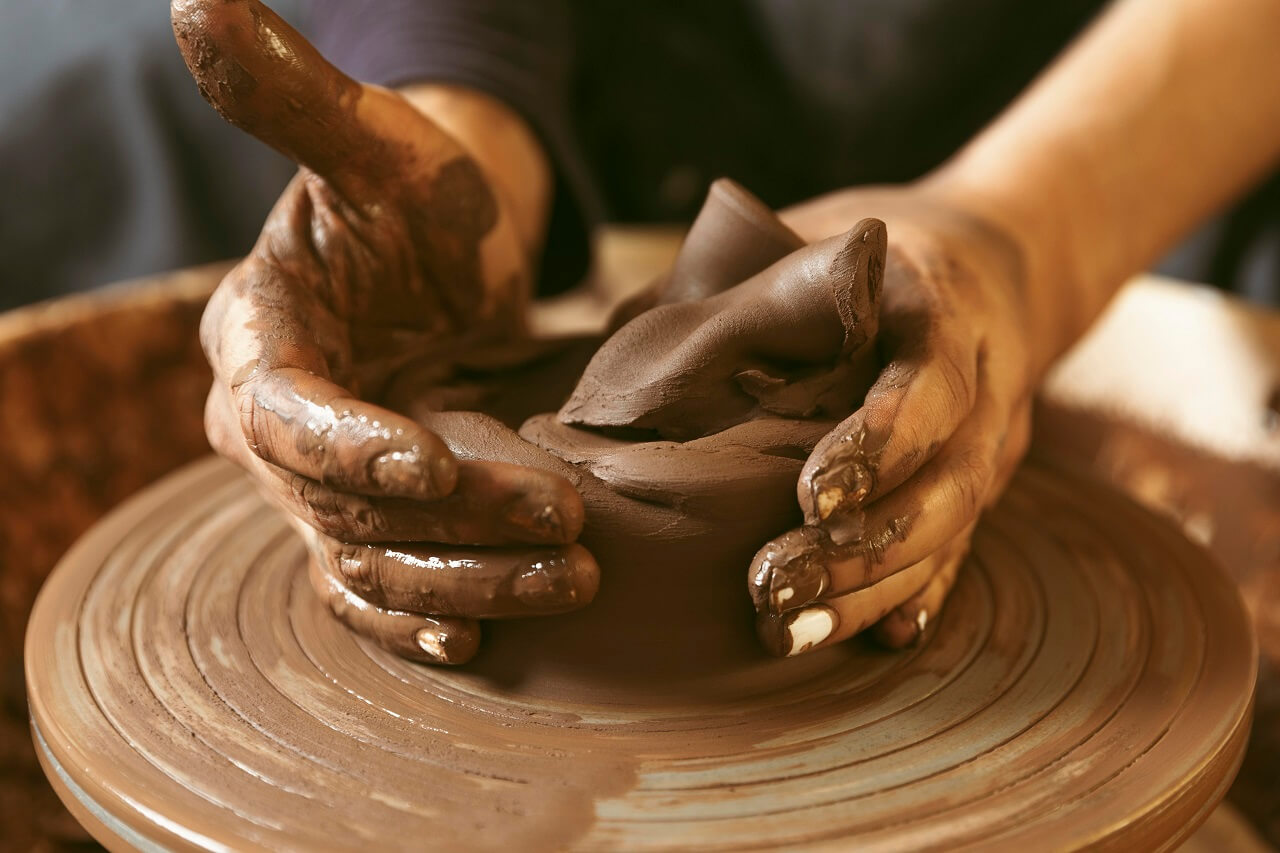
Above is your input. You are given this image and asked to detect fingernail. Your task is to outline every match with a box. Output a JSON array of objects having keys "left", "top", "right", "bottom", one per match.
[
  {"left": 810, "top": 460, "right": 873, "bottom": 521},
  {"left": 749, "top": 527, "right": 830, "bottom": 615},
  {"left": 783, "top": 605, "right": 838, "bottom": 656},
  {"left": 770, "top": 552, "right": 829, "bottom": 614},
  {"left": 415, "top": 627, "right": 449, "bottom": 663},
  {"left": 815, "top": 486, "right": 847, "bottom": 521}
]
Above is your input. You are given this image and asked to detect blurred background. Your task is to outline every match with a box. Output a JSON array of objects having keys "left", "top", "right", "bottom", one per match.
[{"left": 0, "top": 2, "right": 1277, "bottom": 851}]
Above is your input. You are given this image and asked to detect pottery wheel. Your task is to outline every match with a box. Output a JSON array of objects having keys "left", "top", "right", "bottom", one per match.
[{"left": 26, "top": 454, "right": 1254, "bottom": 851}]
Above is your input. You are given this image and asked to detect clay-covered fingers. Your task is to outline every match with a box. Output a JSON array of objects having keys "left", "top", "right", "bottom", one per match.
[
  {"left": 799, "top": 318, "right": 979, "bottom": 525},
  {"left": 756, "top": 527, "right": 972, "bottom": 657},
  {"left": 752, "top": 378, "right": 1004, "bottom": 617},
  {"left": 756, "top": 546, "right": 935, "bottom": 656},
  {"left": 232, "top": 364, "right": 462, "bottom": 501},
  {"left": 870, "top": 540, "right": 967, "bottom": 649},
  {"left": 196, "top": 253, "right": 464, "bottom": 504},
  {"left": 299, "top": 525, "right": 600, "bottom": 620},
  {"left": 206, "top": 384, "right": 584, "bottom": 545},
  {"left": 271, "top": 458, "right": 583, "bottom": 545},
  {"left": 748, "top": 343, "right": 1029, "bottom": 657},
  {"left": 306, "top": 557, "right": 481, "bottom": 665},
  {"left": 857, "top": 404, "right": 1027, "bottom": 652}
]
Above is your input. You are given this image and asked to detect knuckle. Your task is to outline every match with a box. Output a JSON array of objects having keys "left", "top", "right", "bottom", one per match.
[
  {"left": 285, "top": 470, "right": 385, "bottom": 541},
  {"left": 945, "top": 448, "right": 994, "bottom": 519},
  {"left": 333, "top": 542, "right": 378, "bottom": 595},
  {"left": 285, "top": 471, "right": 313, "bottom": 509},
  {"left": 286, "top": 473, "right": 344, "bottom": 538},
  {"left": 334, "top": 495, "right": 385, "bottom": 541}
]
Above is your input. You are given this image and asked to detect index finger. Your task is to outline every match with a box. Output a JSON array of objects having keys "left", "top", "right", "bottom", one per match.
[
  {"left": 754, "top": 371, "right": 1002, "bottom": 616},
  {"left": 233, "top": 362, "right": 459, "bottom": 501},
  {"left": 202, "top": 254, "right": 460, "bottom": 500},
  {"left": 798, "top": 316, "right": 980, "bottom": 524}
]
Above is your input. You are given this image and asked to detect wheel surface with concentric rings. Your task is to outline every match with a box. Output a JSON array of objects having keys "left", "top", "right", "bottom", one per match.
[{"left": 25, "top": 455, "right": 1255, "bottom": 851}]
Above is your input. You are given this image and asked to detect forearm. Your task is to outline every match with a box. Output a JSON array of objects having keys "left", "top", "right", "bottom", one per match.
[
  {"left": 927, "top": 0, "right": 1280, "bottom": 373},
  {"left": 399, "top": 83, "right": 552, "bottom": 266}
]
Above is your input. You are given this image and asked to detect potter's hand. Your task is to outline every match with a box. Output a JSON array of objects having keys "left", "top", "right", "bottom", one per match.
[
  {"left": 175, "top": 0, "right": 594, "bottom": 662},
  {"left": 751, "top": 187, "right": 1034, "bottom": 655},
  {"left": 204, "top": 359, "right": 603, "bottom": 666}
]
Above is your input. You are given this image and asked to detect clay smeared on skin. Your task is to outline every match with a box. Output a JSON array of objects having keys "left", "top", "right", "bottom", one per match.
[
  {"left": 804, "top": 422, "right": 882, "bottom": 522},
  {"left": 172, "top": 0, "right": 376, "bottom": 184},
  {"left": 357, "top": 179, "right": 891, "bottom": 674},
  {"left": 332, "top": 540, "right": 599, "bottom": 619},
  {"left": 176, "top": 0, "right": 564, "bottom": 563},
  {"left": 746, "top": 512, "right": 913, "bottom": 619},
  {"left": 402, "top": 157, "right": 502, "bottom": 324},
  {"left": 175, "top": 0, "right": 524, "bottom": 385},
  {"left": 176, "top": 0, "right": 903, "bottom": 670}
]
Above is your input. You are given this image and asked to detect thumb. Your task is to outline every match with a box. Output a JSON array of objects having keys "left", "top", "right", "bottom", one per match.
[{"left": 171, "top": 0, "right": 394, "bottom": 192}]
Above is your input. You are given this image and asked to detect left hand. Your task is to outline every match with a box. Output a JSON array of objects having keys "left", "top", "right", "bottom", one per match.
[
  {"left": 173, "top": 0, "right": 590, "bottom": 665},
  {"left": 750, "top": 183, "right": 1036, "bottom": 656}
]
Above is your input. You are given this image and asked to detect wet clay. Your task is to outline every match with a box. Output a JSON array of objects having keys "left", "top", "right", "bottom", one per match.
[
  {"left": 373, "top": 179, "right": 886, "bottom": 691},
  {"left": 24, "top": 178, "right": 1257, "bottom": 849},
  {"left": 26, "top": 451, "right": 1255, "bottom": 850}
]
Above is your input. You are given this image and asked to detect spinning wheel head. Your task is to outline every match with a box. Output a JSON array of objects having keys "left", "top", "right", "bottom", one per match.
[{"left": 26, "top": 454, "right": 1254, "bottom": 850}]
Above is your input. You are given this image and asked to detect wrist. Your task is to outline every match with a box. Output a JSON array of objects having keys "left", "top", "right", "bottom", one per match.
[{"left": 397, "top": 83, "right": 552, "bottom": 265}]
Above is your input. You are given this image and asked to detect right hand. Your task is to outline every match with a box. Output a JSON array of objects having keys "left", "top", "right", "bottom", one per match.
[
  {"left": 173, "top": 0, "right": 598, "bottom": 664},
  {"left": 749, "top": 185, "right": 1035, "bottom": 656}
]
